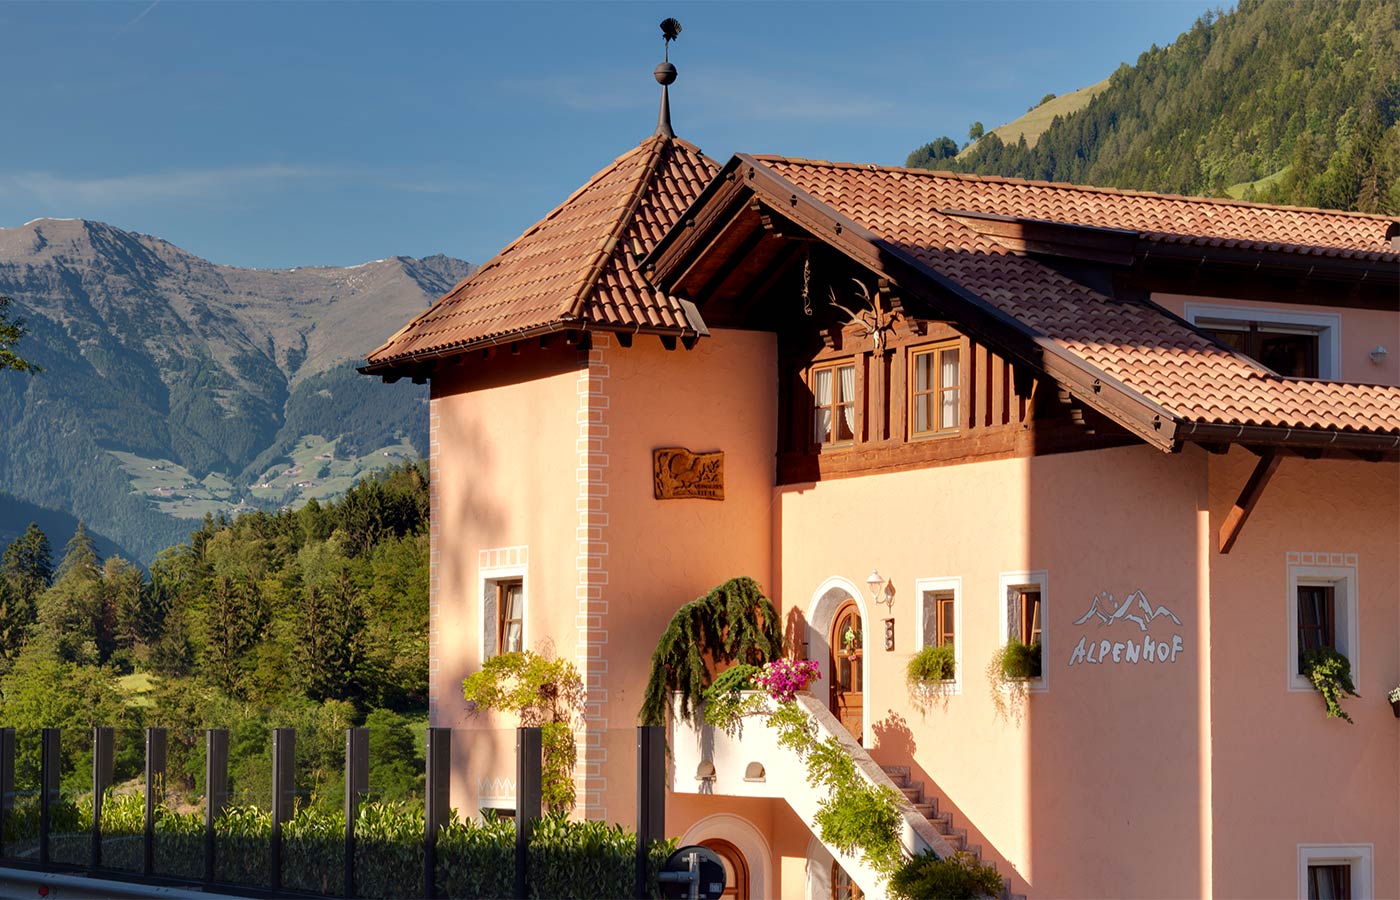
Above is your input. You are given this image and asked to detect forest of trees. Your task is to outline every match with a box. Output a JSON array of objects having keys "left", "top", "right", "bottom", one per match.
[
  {"left": 0, "top": 462, "right": 429, "bottom": 806},
  {"left": 907, "top": 0, "right": 1400, "bottom": 214}
]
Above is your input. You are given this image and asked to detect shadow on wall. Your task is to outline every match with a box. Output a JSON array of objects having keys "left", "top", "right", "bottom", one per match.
[
  {"left": 1023, "top": 447, "right": 1207, "bottom": 898},
  {"left": 870, "top": 710, "right": 1020, "bottom": 887},
  {"left": 785, "top": 607, "right": 809, "bottom": 659}
]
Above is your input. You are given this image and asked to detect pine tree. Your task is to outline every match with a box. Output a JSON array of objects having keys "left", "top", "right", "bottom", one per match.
[
  {"left": 32, "top": 522, "right": 106, "bottom": 664},
  {"left": 56, "top": 521, "right": 100, "bottom": 581},
  {"left": 201, "top": 574, "right": 264, "bottom": 696},
  {"left": 0, "top": 578, "right": 28, "bottom": 660},
  {"left": 296, "top": 574, "right": 366, "bottom": 703},
  {"left": 3, "top": 522, "right": 53, "bottom": 617}
]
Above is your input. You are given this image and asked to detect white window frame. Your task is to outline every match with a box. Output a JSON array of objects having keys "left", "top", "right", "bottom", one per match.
[
  {"left": 997, "top": 570, "right": 1049, "bottom": 693},
  {"left": 1285, "top": 555, "right": 1358, "bottom": 693},
  {"left": 1184, "top": 301, "right": 1340, "bottom": 379},
  {"left": 914, "top": 576, "right": 962, "bottom": 695},
  {"left": 480, "top": 560, "right": 528, "bottom": 661},
  {"left": 1297, "top": 843, "right": 1372, "bottom": 900}
]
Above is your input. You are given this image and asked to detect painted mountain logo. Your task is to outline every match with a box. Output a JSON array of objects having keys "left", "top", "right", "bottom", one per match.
[
  {"left": 1073, "top": 590, "right": 1183, "bottom": 631},
  {"left": 1067, "top": 590, "right": 1185, "bottom": 667}
]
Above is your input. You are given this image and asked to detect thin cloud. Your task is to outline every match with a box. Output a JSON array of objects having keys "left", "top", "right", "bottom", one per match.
[
  {"left": 124, "top": 0, "right": 160, "bottom": 29},
  {"left": 684, "top": 67, "right": 896, "bottom": 124},
  {"left": 0, "top": 164, "right": 477, "bottom": 210},
  {"left": 0, "top": 164, "right": 337, "bottom": 208},
  {"left": 496, "top": 74, "right": 643, "bottom": 113}
]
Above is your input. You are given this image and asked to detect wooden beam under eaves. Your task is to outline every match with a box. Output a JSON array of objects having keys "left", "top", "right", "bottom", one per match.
[{"left": 1218, "top": 451, "right": 1281, "bottom": 554}]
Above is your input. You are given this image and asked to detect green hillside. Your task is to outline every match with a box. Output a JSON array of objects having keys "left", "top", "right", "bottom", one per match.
[
  {"left": 959, "top": 80, "right": 1109, "bottom": 159},
  {"left": 908, "top": 0, "right": 1400, "bottom": 214}
]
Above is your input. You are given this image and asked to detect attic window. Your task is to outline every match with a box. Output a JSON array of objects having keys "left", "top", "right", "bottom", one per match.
[{"left": 1185, "top": 303, "right": 1338, "bottom": 379}]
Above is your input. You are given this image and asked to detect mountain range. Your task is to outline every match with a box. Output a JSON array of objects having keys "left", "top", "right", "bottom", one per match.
[{"left": 0, "top": 218, "right": 471, "bottom": 562}]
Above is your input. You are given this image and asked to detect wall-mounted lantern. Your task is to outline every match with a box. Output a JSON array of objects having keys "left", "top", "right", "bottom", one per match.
[
  {"left": 867, "top": 569, "right": 896, "bottom": 650},
  {"left": 866, "top": 569, "right": 895, "bottom": 611}
]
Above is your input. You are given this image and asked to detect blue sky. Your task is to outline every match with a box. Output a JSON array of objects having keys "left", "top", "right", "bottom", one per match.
[{"left": 0, "top": 1, "right": 1206, "bottom": 269}]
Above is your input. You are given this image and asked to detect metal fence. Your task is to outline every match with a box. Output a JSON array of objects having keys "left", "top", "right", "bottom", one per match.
[{"left": 0, "top": 725, "right": 666, "bottom": 899}]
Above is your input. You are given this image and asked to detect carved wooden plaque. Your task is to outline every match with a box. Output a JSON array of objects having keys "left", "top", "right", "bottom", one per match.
[{"left": 653, "top": 447, "right": 724, "bottom": 500}]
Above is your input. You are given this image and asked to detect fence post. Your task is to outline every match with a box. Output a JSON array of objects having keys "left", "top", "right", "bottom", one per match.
[
  {"left": 144, "top": 728, "right": 167, "bottom": 877},
  {"left": 423, "top": 727, "right": 451, "bottom": 900},
  {"left": 514, "top": 726, "right": 542, "bottom": 900},
  {"left": 270, "top": 727, "right": 295, "bottom": 892},
  {"left": 0, "top": 728, "right": 13, "bottom": 859},
  {"left": 635, "top": 725, "right": 665, "bottom": 899},
  {"left": 204, "top": 728, "right": 230, "bottom": 883},
  {"left": 344, "top": 727, "right": 368, "bottom": 899},
  {"left": 39, "top": 728, "right": 59, "bottom": 866},
  {"left": 90, "top": 726, "right": 114, "bottom": 869}
]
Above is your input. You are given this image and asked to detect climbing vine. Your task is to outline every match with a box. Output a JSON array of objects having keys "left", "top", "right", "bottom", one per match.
[
  {"left": 638, "top": 577, "right": 783, "bottom": 726},
  {"left": 767, "top": 702, "right": 903, "bottom": 876},
  {"left": 462, "top": 649, "right": 584, "bottom": 812}
]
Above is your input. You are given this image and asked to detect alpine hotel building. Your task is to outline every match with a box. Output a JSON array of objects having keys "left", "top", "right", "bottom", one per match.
[{"left": 363, "top": 71, "right": 1400, "bottom": 899}]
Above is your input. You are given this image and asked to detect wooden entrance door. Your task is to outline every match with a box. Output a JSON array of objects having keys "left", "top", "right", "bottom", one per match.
[
  {"left": 700, "top": 838, "right": 749, "bottom": 899},
  {"left": 832, "top": 860, "right": 863, "bottom": 900},
  {"left": 830, "top": 600, "right": 864, "bottom": 742}
]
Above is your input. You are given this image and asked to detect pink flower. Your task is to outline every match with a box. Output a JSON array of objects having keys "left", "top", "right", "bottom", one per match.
[{"left": 754, "top": 658, "right": 821, "bottom": 702}]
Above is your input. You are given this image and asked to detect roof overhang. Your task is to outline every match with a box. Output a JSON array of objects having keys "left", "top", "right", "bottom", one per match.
[
  {"left": 646, "top": 154, "right": 1181, "bottom": 452},
  {"left": 645, "top": 154, "right": 1400, "bottom": 459},
  {"left": 358, "top": 313, "right": 706, "bottom": 381}
]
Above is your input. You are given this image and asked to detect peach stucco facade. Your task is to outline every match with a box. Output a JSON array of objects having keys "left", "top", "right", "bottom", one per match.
[
  {"left": 427, "top": 312, "right": 1398, "bottom": 897},
  {"left": 353, "top": 112, "right": 1400, "bottom": 898},
  {"left": 428, "top": 329, "right": 777, "bottom": 818}
]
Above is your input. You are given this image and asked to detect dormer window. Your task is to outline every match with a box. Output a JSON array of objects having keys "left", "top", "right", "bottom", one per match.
[
  {"left": 1200, "top": 322, "right": 1320, "bottom": 378},
  {"left": 1184, "top": 302, "right": 1338, "bottom": 379},
  {"left": 812, "top": 361, "right": 856, "bottom": 446}
]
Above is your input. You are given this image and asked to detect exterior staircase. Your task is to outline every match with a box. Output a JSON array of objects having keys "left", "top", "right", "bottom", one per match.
[
  {"left": 881, "top": 764, "right": 1027, "bottom": 900},
  {"left": 672, "top": 691, "right": 1032, "bottom": 897}
]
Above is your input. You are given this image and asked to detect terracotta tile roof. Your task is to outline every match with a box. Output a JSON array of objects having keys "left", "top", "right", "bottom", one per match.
[
  {"left": 754, "top": 157, "right": 1400, "bottom": 438},
  {"left": 364, "top": 136, "right": 717, "bottom": 370},
  {"left": 757, "top": 157, "right": 1400, "bottom": 262}
]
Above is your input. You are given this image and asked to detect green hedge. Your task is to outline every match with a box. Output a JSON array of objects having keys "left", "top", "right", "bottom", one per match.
[{"left": 1, "top": 796, "right": 674, "bottom": 898}]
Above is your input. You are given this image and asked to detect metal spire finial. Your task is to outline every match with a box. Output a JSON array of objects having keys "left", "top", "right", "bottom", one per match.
[{"left": 654, "top": 18, "right": 681, "bottom": 138}]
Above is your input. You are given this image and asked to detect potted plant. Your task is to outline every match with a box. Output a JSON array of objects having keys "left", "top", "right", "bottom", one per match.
[
  {"left": 1387, "top": 685, "right": 1399, "bottom": 718},
  {"left": 998, "top": 638, "right": 1042, "bottom": 680},
  {"left": 907, "top": 644, "right": 956, "bottom": 712},
  {"left": 1299, "top": 647, "right": 1360, "bottom": 723},
  {"left": 908, "top": 644, "right": 956, "bottom": 684}
]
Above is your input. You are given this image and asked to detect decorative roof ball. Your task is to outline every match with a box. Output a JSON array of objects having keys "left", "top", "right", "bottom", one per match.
[{"left": 655, "top": 62, "right": 677, "bottom": 86}]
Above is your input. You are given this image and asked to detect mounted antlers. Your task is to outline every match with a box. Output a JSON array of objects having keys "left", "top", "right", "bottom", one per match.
[{"left": 828, "top": 278, "right": 896, "bottom": 352}]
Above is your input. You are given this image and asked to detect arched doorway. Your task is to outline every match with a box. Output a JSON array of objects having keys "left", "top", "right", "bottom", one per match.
[
  {"left": 829, "top": 600, "right": 864, "bottom": 742},
  {"left": 831, "top": 860, "right": 863, "bottom": 900},
  {"left": 700, "top": 838, "right": 750, "bottom": 899}
]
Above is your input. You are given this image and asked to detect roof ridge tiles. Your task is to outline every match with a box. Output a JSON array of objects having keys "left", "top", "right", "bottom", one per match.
[
  {"left": 751, "top": 154, "right": 1400, "bottom": 224},
  {"left": 563, "top": 136, "right": 670, "bottom": 320}
]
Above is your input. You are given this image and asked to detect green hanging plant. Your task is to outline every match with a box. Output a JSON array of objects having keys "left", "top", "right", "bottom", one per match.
[
  {"left": 986, "top": 640, "right": 1040, "bottom": 721},
  {"left": 639, "top": 577, "right": 784, "bottom": 726},
  {"left": 1300, "top": 646, "right": 1360, "bottom": 723}
]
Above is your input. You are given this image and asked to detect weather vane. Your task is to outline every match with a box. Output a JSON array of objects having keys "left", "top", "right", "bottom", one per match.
[{"left": 654, "top": 18, "right": 681, "bottom": 138}]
